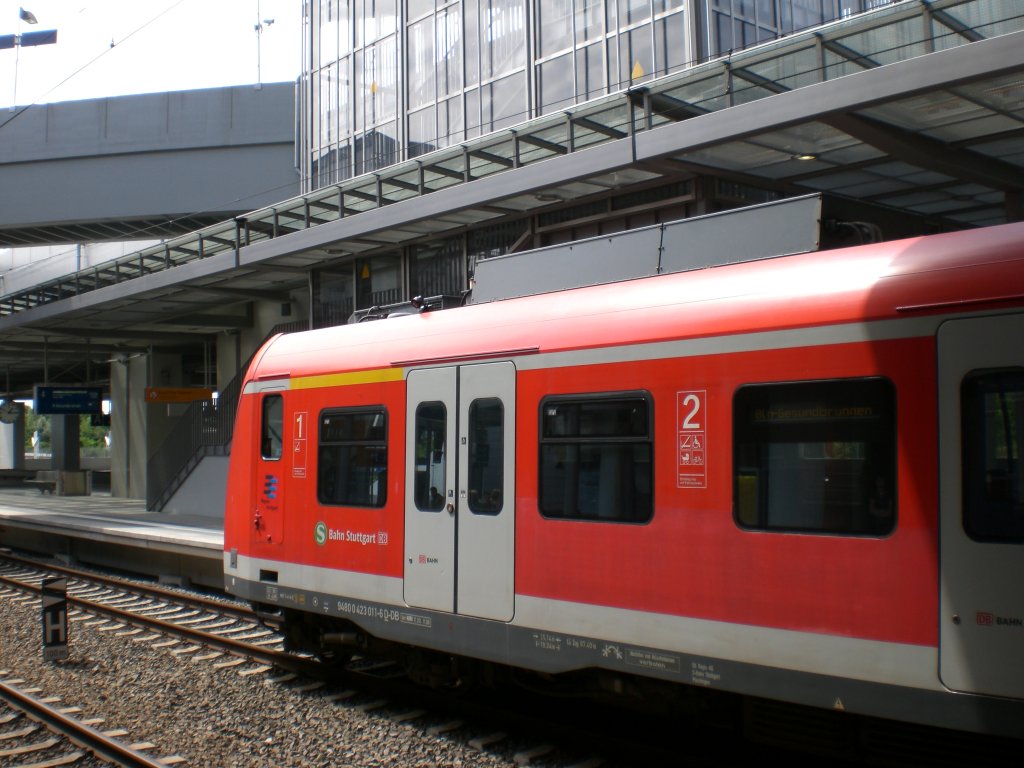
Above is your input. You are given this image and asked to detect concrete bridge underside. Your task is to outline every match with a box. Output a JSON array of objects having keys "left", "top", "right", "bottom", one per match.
[{"left": 0, "top": 83, "right": 299, "bottom": 247}]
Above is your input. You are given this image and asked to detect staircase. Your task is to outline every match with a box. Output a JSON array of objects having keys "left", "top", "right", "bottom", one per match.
[{"left": 146, "top": 322, "right": 307, "bottom": 511}]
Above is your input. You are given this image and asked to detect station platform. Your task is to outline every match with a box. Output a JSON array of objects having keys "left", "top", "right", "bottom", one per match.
[{"left": 0, "top": 487, "right": 225, "bottom": 589}]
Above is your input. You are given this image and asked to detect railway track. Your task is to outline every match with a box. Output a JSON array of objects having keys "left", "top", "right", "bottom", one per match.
[
  {"left": 0, "top": 673, "right": 179, "bottom": 767},
  {"left": 0, "top": 550, "right": 874, "bottom": 766},
  {"left": 0, "top": 552, "right": 322, "bottom": 678},
  {"left": 0, "top": 551, "right": 630, "bottom": 766}
]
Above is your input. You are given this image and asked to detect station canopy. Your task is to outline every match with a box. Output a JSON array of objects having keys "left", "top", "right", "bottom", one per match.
[{"left": 0, "top": 0, "right": 1022, "bottom": 395}]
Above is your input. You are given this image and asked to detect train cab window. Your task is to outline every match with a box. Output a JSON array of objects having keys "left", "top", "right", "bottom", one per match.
[
  {"left": 962, "top": 370, "right": 1024, "bottom": 543},
  {"left": 260, "top": 394, "right": 283, "bottom": 460},
  {"left": 539, "top": 393, "right": 653, "bottom": 523},
  {"left": 317, "top": 408, "right": 388, "bottom": 507},
  {"left": 734, "top": 378, "right": 895, "bottom": 536},
  {"left": 414, "top": 402, "right": 447, "bottom": 512},
  {"left": 467, "top": 399, "right": 504, "bottom": 515}
]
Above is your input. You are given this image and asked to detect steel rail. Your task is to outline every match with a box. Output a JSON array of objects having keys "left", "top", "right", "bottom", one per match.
[
  {"left": 0, "top": 678, "right": 169, "bottom": 768},
  {"left": 0, "top": 552, "right": 254, "bottom": 619},
  {"left": 0, "top": 571, "right": 320, "bottom": 678}
]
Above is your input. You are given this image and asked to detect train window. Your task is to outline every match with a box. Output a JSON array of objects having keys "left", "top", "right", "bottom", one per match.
[
  {"left": 539, "top": 393, "right": 653, "bottom": 523},
  {"left": 317, "top": 408, "right": 388, "bottom": 508},
  {"left": 414, "top": 402, "right": 447, "bottom": 512},
  {"left": 962, "top": 370, "right": 1024, "bottom": 543},
  {"left": 260, "top": 394, "right": 283, "bottom": 460},
  {"left": 468, "top": 398, "right": 504, "bottom": 515},
  {"left": 734, "top": 378, "right": 895, "bottom": 536}
]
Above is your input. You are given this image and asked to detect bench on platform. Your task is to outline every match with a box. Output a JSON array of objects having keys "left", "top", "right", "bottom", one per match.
[
  {"left": 26, "top": 470, "right": 59, "bottom": 494},
  {"left": 25, "top": 470, "right": 90, "bottom": 495}
]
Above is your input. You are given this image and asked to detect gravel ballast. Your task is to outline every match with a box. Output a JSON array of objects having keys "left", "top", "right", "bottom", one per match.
[{"left": 0, "top": 592, "right": 524, "bottom": 767}]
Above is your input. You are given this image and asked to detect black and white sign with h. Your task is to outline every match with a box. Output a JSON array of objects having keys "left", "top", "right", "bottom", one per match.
[{"left": 41, "top": 577, "right": 69, "bottom": 661}]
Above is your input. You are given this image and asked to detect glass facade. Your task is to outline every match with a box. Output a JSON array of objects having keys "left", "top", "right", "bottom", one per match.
[
  {"left": 302, "top": 0, "right": 897, "bottom": 191},
  {"left": 702, "top": 0, "right": 898, "bottom": 58},
  {"left": 303, "top": 0, "right": 694, "bottom": 190}
]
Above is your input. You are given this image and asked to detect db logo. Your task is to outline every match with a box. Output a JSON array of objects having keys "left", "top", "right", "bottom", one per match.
[{"left": 976, "top": 611, "right": 994, "bottom": 626}]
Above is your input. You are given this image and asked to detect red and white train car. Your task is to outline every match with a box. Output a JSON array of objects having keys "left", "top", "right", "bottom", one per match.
[{"left": 224, "top": 222, "right": 1024, "bottom": 738}]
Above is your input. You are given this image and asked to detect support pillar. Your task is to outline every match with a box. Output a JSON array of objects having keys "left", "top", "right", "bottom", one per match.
[
  {"left": 110, "top": 355, "right": 148, "bottom": 499},
  {"left": 50, "top": 415, "right": 80, "bottom": 471},
  {"left": 0, "top": 403, "right": 25, "bottom": 470}
]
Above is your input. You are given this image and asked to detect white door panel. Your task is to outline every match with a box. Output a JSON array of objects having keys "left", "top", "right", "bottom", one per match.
[
  {"left": 404, "top": 362, "right": 515, "bottom": 621},
  {"left": 938, "top": 313, "right": 1024, "bottom": 699}
]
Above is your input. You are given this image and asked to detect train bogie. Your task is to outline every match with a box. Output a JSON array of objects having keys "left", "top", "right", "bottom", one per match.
[{"left": 224, "top": 222, "right": 1024, "bottom": 741}]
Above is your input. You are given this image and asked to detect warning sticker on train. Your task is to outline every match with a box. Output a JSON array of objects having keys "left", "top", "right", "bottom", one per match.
[{"left": 677, "top": 390, "right": 707, "bottom": 488}]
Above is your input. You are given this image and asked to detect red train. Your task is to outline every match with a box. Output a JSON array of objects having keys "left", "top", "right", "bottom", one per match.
[{"left": 224, "top": 221, "right": 1024, "bottom": 740}]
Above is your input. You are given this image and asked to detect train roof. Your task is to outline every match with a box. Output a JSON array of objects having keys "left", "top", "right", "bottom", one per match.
[{"left": 248, "top": 221, "right": 1024, "bottom": 381}]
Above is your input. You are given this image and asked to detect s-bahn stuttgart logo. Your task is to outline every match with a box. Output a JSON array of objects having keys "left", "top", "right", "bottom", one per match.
[{"left": 314, "top": 521, "right": 328, "bottom": 546}]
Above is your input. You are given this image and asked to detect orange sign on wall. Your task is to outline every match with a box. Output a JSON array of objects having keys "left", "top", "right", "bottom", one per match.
[{"left": 144, "top": 387, "right": 214, "bottom": 403}]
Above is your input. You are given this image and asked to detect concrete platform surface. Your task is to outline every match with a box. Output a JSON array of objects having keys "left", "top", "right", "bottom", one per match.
[{"left": 0, "top": 488, "right": 225, "bottom": 588}]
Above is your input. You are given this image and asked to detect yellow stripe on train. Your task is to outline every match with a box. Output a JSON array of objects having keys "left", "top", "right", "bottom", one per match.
[{"left": 290, "top": 367, "right": 405, "bottom": 390}]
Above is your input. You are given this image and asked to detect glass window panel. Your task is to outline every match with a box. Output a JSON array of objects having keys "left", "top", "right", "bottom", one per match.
[
  {"left": 313, "top": 268, "right": 354, "bottom": 327},
  {"left": 734, "top": 378, "right": 896, "bottom": 536},
  {"left": 540, "top": 53, "right": 575, "bottom": 113},
  {"left": 410, "top": 236, "right": 463, "bottom": 297},
  {"left": 539, "top": 0, "right": 574, "bottom": 58},
  {"left": 408, "top": 17, "right": 435, "bottom": 109},
  {"left": 654, "top": 13, "right": 687, "bottom": 78},
  {"left": 576, "top": 42, "right": 606, "bottom": 102},
  {"left": 465, "top": 0, "right": 480, "bottom": 86},
  {"left": 359, "top": 0, "right": 396, "bottom": 45},
  {"left": 409, "top": 105, "right": 437, "bottom": 156},
  {"left": 364, "top": 36, "right": 398, "bottom": 125},
  {"left": 653, "top": 0, "right": 684, "bottom": 12},
  {"left": 540, "top": 394, "right": 653, "bottom": 523},
  {"left": 618, "top": 0, "right": 651, "bottom": 26},
  {"left": 409, "top": 0, "right": 433, "bottom": 20},
  {"left": 414, "top": 402, "right": 447, "bottom": 512},
  {"left": 443, "top": 95, "right": 464, "bottom": 145},
  {"left": 468, "top": 399, "right": 504, "bottom": 515},
  {"left": 619, "top": 25, "right": 653, "bottom": 85},
  {"left": 338, "top": 56, "right": 352, "bottom": 138},
  {"left": 318, "top": 408, "right": 388, "bottom": 507},
  {"left": 261, "top": 395, "right": 283, "bottom": 460},
  {"left": 576, "top": 0, "right": 604, "bottom": 42},
  {"left": 356, "top": 252, "right": 402, "bottom": 308},
  {"left": 483, "top": 73, "right": 526, "bottom": 131},
  {"left": 714, "top": 11, "right": 733, "bottom": 55},
  {"left": 482, "top": 0, "right": 526, "bottom": 80},
  {"left": 438, "top": 6, "right": 463, "bottom": 95},
  {"left": 319, "top": 0, "right": 340, "bottom": 66},
  {"left": 962, "top": 370, "right": 1024, "bottom": 542}
]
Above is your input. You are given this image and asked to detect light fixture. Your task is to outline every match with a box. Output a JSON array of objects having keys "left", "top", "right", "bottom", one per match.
[{"left": 793, "top": 153, "right": 818, "bottom": 161}]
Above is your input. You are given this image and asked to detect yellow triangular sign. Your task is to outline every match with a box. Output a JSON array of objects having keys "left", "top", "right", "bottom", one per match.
[{"left": 632, "top": 60, "right": 645, "bottom": 80}]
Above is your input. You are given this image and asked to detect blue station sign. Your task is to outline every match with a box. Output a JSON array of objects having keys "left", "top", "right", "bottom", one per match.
[{"left": 34, "top": 385, "right": 103, "bottom": 415}]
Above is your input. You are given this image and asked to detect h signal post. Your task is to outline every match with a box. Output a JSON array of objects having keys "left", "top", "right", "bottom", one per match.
[{"left": 41, "top": 577, "right": 69, "bottom": 661}]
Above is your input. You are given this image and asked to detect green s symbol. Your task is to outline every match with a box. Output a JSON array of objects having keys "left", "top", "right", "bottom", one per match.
[{"left": 314, "top": 521, "right": 327, "bottom": 546}]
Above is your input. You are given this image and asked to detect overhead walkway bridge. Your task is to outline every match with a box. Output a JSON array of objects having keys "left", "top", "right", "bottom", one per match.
[{"left": 0, "top": 83, "right": 299, "bottom": 247}]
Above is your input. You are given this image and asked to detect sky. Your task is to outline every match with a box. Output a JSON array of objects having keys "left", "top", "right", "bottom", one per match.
[{"left": 0, "top": 0, "right": 301, "bottom": 108}]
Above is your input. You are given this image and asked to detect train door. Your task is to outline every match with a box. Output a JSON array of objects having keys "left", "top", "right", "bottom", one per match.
[
  {"left": 404, "top": 361, "right": 515, "bottom": 621},
  {"left": 253, "top": 389, "right": 287, "bottom": 546},
  {"left": 938, "top": 314, "right": 1024, "bottom": 699}
]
